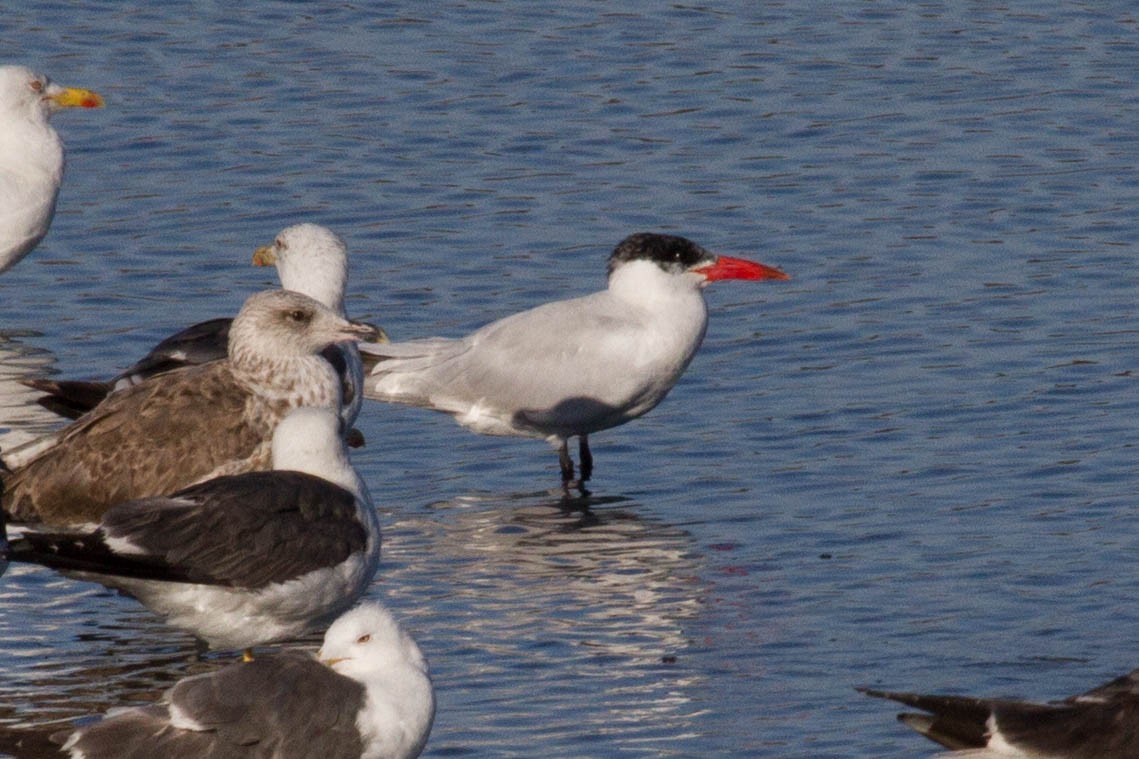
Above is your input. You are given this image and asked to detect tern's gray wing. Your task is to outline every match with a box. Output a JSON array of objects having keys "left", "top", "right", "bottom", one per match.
[{"left": 365, "top": 292, "right": 695, "bottom": 436}]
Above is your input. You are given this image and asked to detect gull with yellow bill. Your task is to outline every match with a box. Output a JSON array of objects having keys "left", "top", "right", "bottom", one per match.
[{"left": 0, "top": 64, "right": 103, "bottom": 273}]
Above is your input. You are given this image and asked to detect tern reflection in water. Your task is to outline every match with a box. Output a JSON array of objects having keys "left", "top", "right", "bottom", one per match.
[{"left": 377, "top": 491, "right": 709, "bottom": 753}]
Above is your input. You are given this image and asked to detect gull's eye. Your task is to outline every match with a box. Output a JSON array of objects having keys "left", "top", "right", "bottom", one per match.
[
  {"left": 29, "top": 79, "right": 44, "bottom": 93},
  {"left": 356, "top": 634, "right": 372, "bottom": 644},
  {"left": 276, "top": 237, "right": 286, "bottom": 250},
  {"left": 286, "top": 309, "right": 311, "bottom": 323}
]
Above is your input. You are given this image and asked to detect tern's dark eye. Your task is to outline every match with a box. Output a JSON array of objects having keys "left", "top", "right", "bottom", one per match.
[{"left": 356, "top": 634, "right": 371, "bottom": 644}]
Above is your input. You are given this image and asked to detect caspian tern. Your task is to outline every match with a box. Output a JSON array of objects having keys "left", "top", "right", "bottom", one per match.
[
  {"left": 0, "top": 65, "right": 103, "bottom": 273},
  {"left": 361, "top": 232, "right": 789, "bottom": 489}
]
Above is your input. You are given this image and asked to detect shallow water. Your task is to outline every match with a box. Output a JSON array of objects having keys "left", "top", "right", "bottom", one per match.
[{"left": 3, "top": 2, "right": 1139, "bottom": 757}]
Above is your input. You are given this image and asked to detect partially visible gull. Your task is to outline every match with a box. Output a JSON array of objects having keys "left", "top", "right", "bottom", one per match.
[
  {"left": 0, "top": 64, "right": 103, "bottom": 273},
  {"left": 2, "top": 289, "right": 381, "bottom": 525},
  {"left": 55, "top": 602, "right": 435, "bottom": 759},
  {"left": 24, "top": 224, "right": 379, "bottom": 449},
  {"left": 360, "top": 232, "right": 788, "bottom": 489},
  {"left": 23, "top": 317, "right": 233, "bottom": 419},
  {"left": 859, "top": 668, "right": 1139, "bottom": 757},
  {"left": 4, "top": 406, "right": 380, "bottom": 653}
]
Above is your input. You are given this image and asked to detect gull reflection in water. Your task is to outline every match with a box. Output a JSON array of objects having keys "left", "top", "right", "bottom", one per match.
[
  {"left": 0, "top": 564, "right": 229, "bottom": 758},
  {"left": 0, "top": 333, "right": 64, "bottom": 451},
  {"left": 0, "top": 334, "right": 199, "bottom": 756},
  {"left": 0, "top": 487, "right": 713, "bottom": 756}
]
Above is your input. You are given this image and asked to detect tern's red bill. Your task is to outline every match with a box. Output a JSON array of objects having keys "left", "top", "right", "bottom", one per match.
[{"left": 695, "top": 255, "right": 789, "bottom": 282}]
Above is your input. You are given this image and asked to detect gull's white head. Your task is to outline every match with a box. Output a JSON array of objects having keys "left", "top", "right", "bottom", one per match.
[
  {"left": 253, "top": 223, "right": 350, "bottom": 316},
  {"left": 0, "top": 65, "right": 103, "bottom": 122},
  {"left": 320, "top": 603, "right": 435, "bottom": 759},
  {"left": 0, "top": 66, "right": 103, "bottom": 273},
  {"left": 320, "top": 603, "right": 429, "bottom": 682}
]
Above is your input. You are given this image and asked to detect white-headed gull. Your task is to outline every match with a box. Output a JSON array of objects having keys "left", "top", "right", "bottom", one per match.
[
  {"left": 56, "top": 602, "right": 434, "bottom": 759},
  {"left": 0, "top": 64, "right": 103, "bottom": 273},
  {"left": 5, "top": 406, "right": 380, "bottom": 655},
  {"left": 24, "top": 224, "right": 378, "bottom": 450}
]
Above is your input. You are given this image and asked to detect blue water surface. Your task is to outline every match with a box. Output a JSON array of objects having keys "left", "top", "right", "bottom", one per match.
[{"left": 2, "top": 2, "right": 1139, "bottom": 757}]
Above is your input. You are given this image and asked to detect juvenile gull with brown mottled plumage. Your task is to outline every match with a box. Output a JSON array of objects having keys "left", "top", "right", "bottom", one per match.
[
  {"left": 2, "top": 289, "right": 380, "bottom": 525},
  {"left": 23, "top": 224, "right": 378, "bottom": 447}
]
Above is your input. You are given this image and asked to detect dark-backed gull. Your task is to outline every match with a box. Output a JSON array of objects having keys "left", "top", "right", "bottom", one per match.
[
  {"left": 0, "top": 65, "right": 103, "bottom": 273},
  {"left": 860, "top": 668, "right": 1139, "bottom": 757},
  {"left": 4, "top": 406, "right": 380, "bottom": 653},
  {"left": 24, "top": 224, "right": 377, "bottom": 447},
  {"left": 2, "top": 289, "right": 380, "bottom": 525},
  {"left": 361, "top": 232, "right": 788, "bottom": 488},
  {"left": 55, "top": 602, "right": 435, "bottom": 759}
]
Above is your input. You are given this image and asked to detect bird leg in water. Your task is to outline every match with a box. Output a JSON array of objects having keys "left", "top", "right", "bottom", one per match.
[
  {"left": 558, "top": 439, "right": 575, "bottom": 483},
  {"left": 578, "top": 436, "right": 593, "bottom": 483},
  {"left": 557, "top": 438, "right": 594, "bottom": 494}
]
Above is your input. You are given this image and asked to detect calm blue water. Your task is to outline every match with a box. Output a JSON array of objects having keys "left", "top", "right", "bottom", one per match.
[{"left": 2, "top": 2, "right": 1139, "bottom": 757}]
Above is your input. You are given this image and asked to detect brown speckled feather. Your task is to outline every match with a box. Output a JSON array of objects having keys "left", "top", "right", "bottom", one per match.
[{"left": 3, "top": 362, "right": 270, "bottom": 524}]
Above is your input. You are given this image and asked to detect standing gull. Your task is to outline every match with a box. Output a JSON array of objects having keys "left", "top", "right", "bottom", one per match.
[
  {"left": 55, "top": 602, "right": 435, "bottom": 759},
  {"left": 0, "top": 64, "right": 103, "bottom": 273},
  {"left": 23, "top": 224, "right": 377, "bottom": 448},
  {"left": 4, "top": 406, "right": 380, "bottom": 653},
  {"left": 860, "top": 668, "right": 1139, "bottom": 757},
  {"left": 2, "top": 289, "right": 380, "bottom": 525},
  {"left": 361, "top": 232, "right": 789, "bottom": 488}
]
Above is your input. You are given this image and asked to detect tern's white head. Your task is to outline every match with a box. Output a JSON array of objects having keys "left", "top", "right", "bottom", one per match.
[{"left": 606, "top": 232, "right": 789, "bottom": 286}]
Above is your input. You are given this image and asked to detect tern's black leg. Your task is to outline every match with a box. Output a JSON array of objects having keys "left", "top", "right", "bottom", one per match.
[
  {"left": 558, "top": 439, "right": 575, "bottom": 483},
  {"left": 578, "top": 435, "right": 593, "bottom": 483},
  {"left": 193, "top": 637, "right": 210, "bottom": 661}
]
